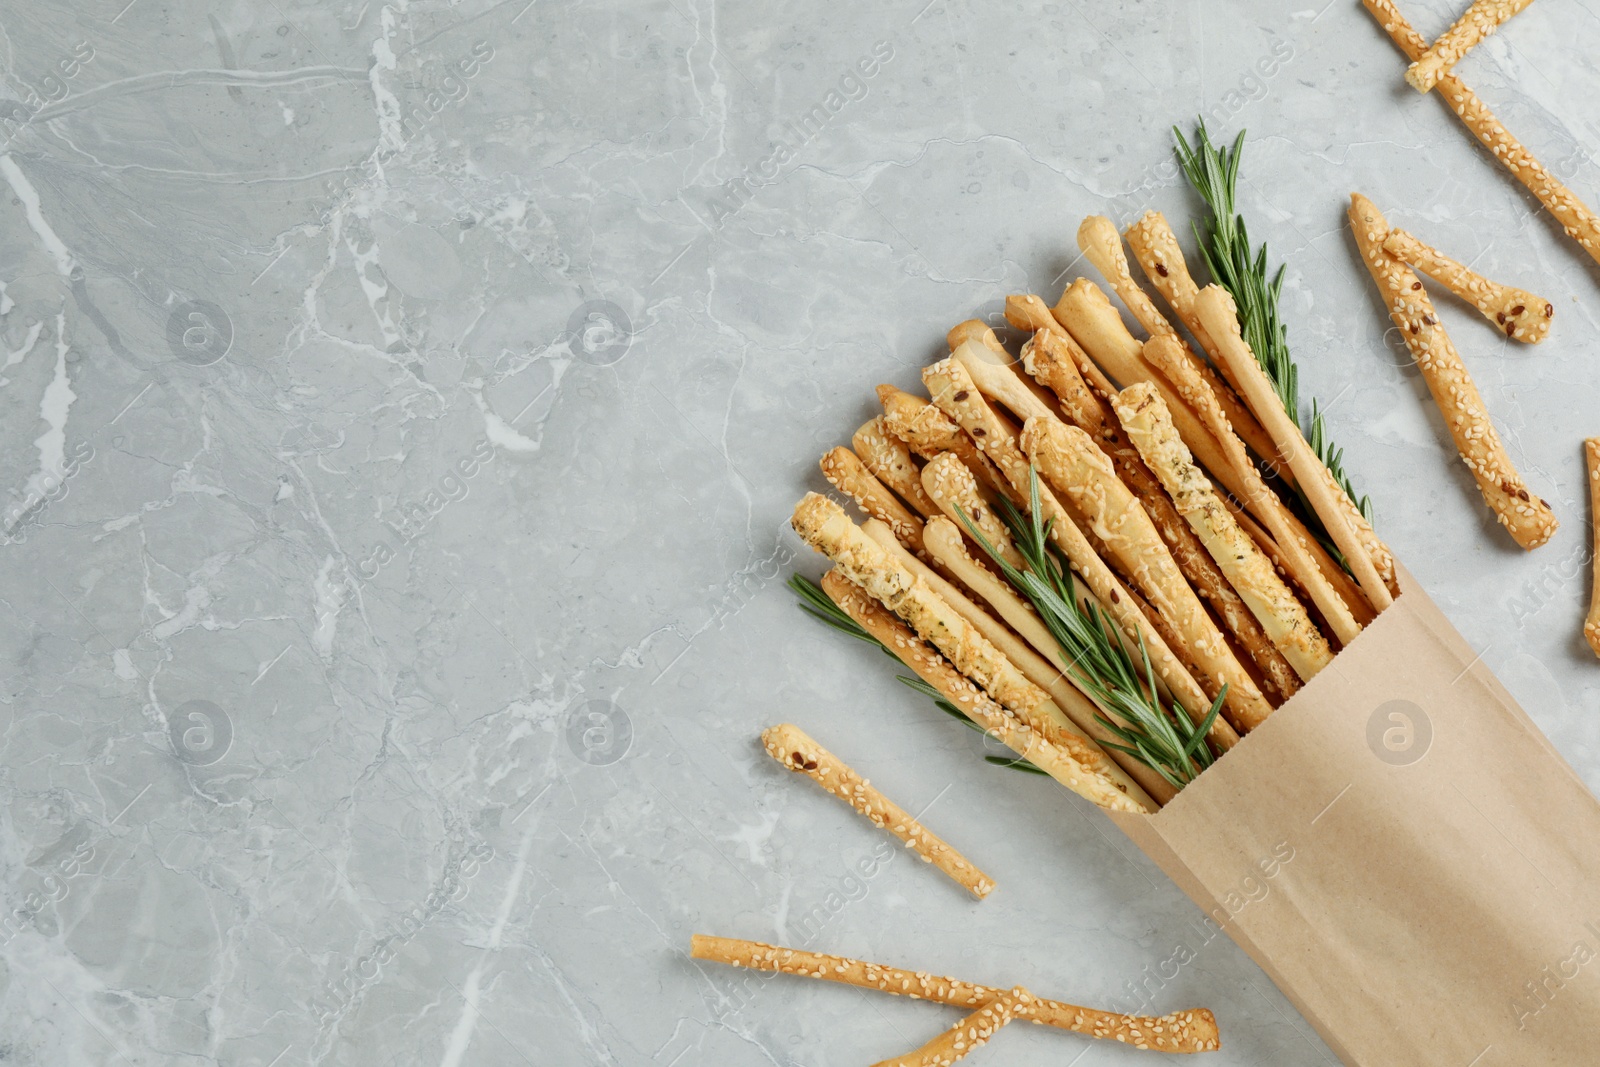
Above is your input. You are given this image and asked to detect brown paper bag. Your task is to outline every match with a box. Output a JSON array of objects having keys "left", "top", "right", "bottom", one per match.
[{"left": 1109, "top": 567, "right": 1600, "bottom": 1065}]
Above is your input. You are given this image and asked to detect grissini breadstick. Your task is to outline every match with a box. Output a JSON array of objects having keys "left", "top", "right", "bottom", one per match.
[
  {"left": 917, "top": 361, "right": 1239, "bottom": 751},
  {"left": 689, "top": 934, "right": 1223, "bottom": 1053},
  {"left": 761, "top": 723, "right": 996, "bottom": 899},
  {"left": 1216, "top": 491, "right": 1374, "bottom": 639},
  {"left": 1404, "top": 0, "right": 1538, "bottom": 93},
  {"left": 919, "top": 517, "right": 1177, "bottom": 805},
  {"left": 1361, "top": 0, "right": 1600, "bottom": 269},
  {"left": 1142, "top": 333, "right": 1364, "bottom": 645},
  {"left": 1115, "top": 383, "right": 1335, "bottom": 682},
  {"left": 879, "top": 385, "right": 1009, "bottom": 501},
  {"left": 821, "top": 446, "right": 927, "bottom": 555},
  {"left": 1077, "top": 215, "right": 1289, "bottom": 482},
  {"left": 855, "top": 417, "right": 941, "bottom": 519},
  {"left": 1023, "top": 330, "right": 1301, "bottom": 701},
  {"left": 921, "top": 453, "right": 1026, "bottom": 570},
  {"left": 1004, "top": 293, "right": 1122, "bottom": 400},
  {"left": 1381, "top": 228, "right": 1553, "bottom": 343},
  {"left": 820, "top": 570, "right": 1151, "bottom": 812},
  {"left": 1587, "top": 438, "right": 1600, "bottom": 659},
  {"left": 861, "top": 518, "right": 1158, "bottom": 802},
  {"left": 872, "top": 994, "right": 1017, "bottom": 1067},
  {"left": 946, "top": 318, "right": 1007, "bottom": 356},
  {"left": 1193, "top": 285, "right": 1396, "bottom": 616},
  {"left": 1023, "top": 417, "right": 1276, "bottom": 732},
  {"left": 947, "top": 332, "right": 1068, "bottom": 421},
  {"left": 1349, "top": 192, "right": 1559, "bottom": 550}
]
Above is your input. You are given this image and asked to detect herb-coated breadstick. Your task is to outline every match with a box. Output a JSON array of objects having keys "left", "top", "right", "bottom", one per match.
[
  {"left": 821, "top": 446, "right": 927, "bottom": 556},
  {"left": 879, "top": 385, "right": 1009, "bottom": 501},
  {"left": 1022, "top": 330, "right": 1300, "bottom": 701},
  {"left": 761, "top": 723, "right": 996, "bottom": 898},
  {"left": 855, "top": 417, "right": 940, "bottom": 519},
  {"left": 1194, "top": 286, "right": 1395, "bottom": 616},
  {"left": 1078, "top": 215, "right": 1288, "bottom": 482},
  {"left": 1142, "top": 333, "right": 1364, "bottom": 645},
  {"left": 820, "top": 570, "right": 1152, "bottom": 812},
  {"left": 921, "top": 453, "right": 1025, "bottom": 570},
  {"left": 689, "top": 934, "right": 1223, "bottom": 1052},
  {"left": 1362, "top": 0, "right": 1600, "bottom": 269},
  {"left": 1380, "top": 228, "right": 1553, "bottom": 343},
  {"left": 873, "top": 994, "right": 1018, "bottom": 1067},
  {"left": 1023, "top": 417, "right": 1276, "bottom": 731},
  {"left": 1405, "top": 0, "right": 1538, "bottom": 93},
  {"left": 1349, "top": 193, "right": 1558, "bottom": 550},
  {"left": 1115, "top": 383, "right": 1335, "bottom": 682},
  {"left": 1587, "top": 439, "right": 1600, "bottom": 659}
]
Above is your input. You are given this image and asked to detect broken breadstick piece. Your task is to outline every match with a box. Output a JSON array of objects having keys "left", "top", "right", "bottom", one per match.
[
  {"left": 1381, "top": 228, "right": 1552, "bottom": 343},
  {"left": 1115, "top": 383, "right": 1335, "bottom": 683},
  {"left": 761, "top": 723, "right": 995, "bottom": 899},
  {"left": 820, "top": 570, "right": 1151, "bottom": 812},
  {"left": 689, "top": 934, "right": 1223, "bottom": 1052},
  {"left": 1362, "top": 0, "right": 1600, "bottom": 270},
  {"left": 821, "top": 447, "right": 927, "bottom": 555},
  {"left": 873, "top": 994, "right": 1019, "bottom": 1067},
  {"left": 1349, "top": 193, "right": 1558, "bottom": 550},
  {"left": 1588, "top": 439, "right": 1600, "bottom": 660},
  {"left": 1193, "top": 286, "right": 1395, "bottom": 617},
  {"left": 855, "top": 417, "right": 940, "bottom": 519},
  {"left": 1405, "top": 0, "right": 1538, "bottom": 93}
]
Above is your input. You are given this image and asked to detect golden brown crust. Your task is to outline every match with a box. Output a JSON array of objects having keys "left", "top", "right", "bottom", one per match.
[
  {"left": 1381, "top": 228, "right": 1552, "bottom": 343},
  {"left": 855, "top": 417, "right": 940, "bottom": 519},
  {"left": 761, "top": 723, "right": 996, "bottom": 898},
  {"left": 1404, "top": 0, "right": 1538, "bottom": 92},
  {"left": 1348, "top": 192, "right": 1559, "bottom": 550},
  {"left": 821, "top": 446, "right": 927, "bottom": 555},
  {"left": 1115, "top": 384, "right": 1335, "bottom": 682},
  {"left": 689, "top": 934, "right": 1223, "bottom": 1053},
  {"left": 872, "top": 996, "right": 1017, "bottom": 1066},
  {"left": 920, "top": 452, "right": 1024, "bottom": 569},
  {"left": 878, "top": 384, "right": 1009, "bottom": 501},
  {"left": 1004, "top": 293, "right": 1122, "bottom": 399}
]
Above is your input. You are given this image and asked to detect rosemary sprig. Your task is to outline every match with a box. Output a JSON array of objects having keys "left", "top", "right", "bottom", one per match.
[
  {"left": 787, "top": 574, "right": 1041, "bottom": 775},
  {"left": 1174, "top": 121, "right": 1373, "bottom": 525},
  {"left": 961, "top": 470, "right": 1222, "bottom": 791}
]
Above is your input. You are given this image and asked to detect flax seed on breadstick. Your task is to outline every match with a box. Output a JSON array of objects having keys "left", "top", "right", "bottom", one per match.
[
  {"left": 1587, "top": 439, "right": 1600, "bottom": 659},
  {"left": 689, "top": 935, "right": 1223, "bottom": 1052},
  {"left": 1077, "top": 215, "right": 1288, "bottom": 482},
  {"left": 855, "top": 417, "right": 940, "bottom": 519},
  {"left": 1405, "top": 0, "right": 1538, "bottom": 93},
  {"left": 873, "top": 994, "right": 1017, "bottom": 1067},
  {"left": 1381, "top": 228, "right": 1553, "bottom": 343},
  {"left": 819, "top": 570, "right": 1151, "bottom": 811},
  {"left": 1194, "top": 285, "right": 1395, "bottom": 616},
  {"left": 1023, "top": 417, "right": 1276, "bottom": 732},
  {"left": 1349, "top": 192, "right": 1559, "bottom": 550},
  {"left": 821, "top": 447, "right": 927, "bottom": 555},
  {"left": 1116, "top": 383, "right": 1335, "bottom": 682},
  {"left": 761, "top": 723, "right": 996, "bottom": 898},
  {"left": 1362, "top": 0, "right": 1600, "bottom": 269},
  {"left": 879, "top": 385, "right": 1009, "bottom": 501},
  {"left": 1023, "top": 330, "right": 1300, "bottom": 701}
]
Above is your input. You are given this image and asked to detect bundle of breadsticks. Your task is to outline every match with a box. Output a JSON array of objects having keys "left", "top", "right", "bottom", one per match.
[{"left": 791, "top": 198, "right": 1396, "bottom": 811}]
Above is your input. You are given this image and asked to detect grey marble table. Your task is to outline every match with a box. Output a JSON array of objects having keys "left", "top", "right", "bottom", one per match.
[{"left": 2, "top": 0, "right": 1599, "bottom": 1064}]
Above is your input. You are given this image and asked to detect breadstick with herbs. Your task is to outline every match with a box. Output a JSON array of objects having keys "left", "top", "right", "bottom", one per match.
[
  {"left": 1362, "top": 0, "right": 1600, "bottom": 269},
  {"left": 819, "top": 570, "right": 1155, "bottom": 811},
  {"left": 855, "top": 417, "right": 941, "bottom": 518},
  {"left": 689, "top": 934, "right": 1222, "bottom": 1052},
  {"left": 761, "top": 723, "right": 995, "bottom": 898},
  {"left": 1116, "top": 383, "right": 1335, "bottom": 682},
  {"left": 1381, "top": 228, "right": 1553, "bottom": 343},
  {"left": 1349, "top": 192, "right": 1558, "bottom": 550},
  {"left": 1404, "top": 0, "right": 1538, "bottom": 93}
]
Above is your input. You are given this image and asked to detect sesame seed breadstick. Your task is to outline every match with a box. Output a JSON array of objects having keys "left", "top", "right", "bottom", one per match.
[
  {"left": 879, "top": 385, "right": 1009, "bottom": 501},
  {"left": 688, "top": 934, "right": 1223, "bottom": 1053},
  {"left": 1078, "top": 215, "right": 1289, "bottom": 483},
  {"left": 761, "top": 723, "right": 996, "bottom": 899},
  {"left": 820, "top": 570, "right": 1152, "bottom": 812},
  {"left": 1022, "top": 330, "right": 1300, "bottom": 701},
  {"left": 1587, "top": 438, "right": 1600, "bottom": 659},
  {"left": 855, "top": 417, "right": 941, "bottom": 519},
  {"left": 919, "top": 517, "right": 1177, "bottom": 805},
  {"left": 917, "top": 361, "right": 1240, "bottom": 751},
  {"left": 1193, "top": 285, "right": 1396, "bottom": 617},
  {"left": 1142, "top": 333, "right": 1365, "bottom": 645},
  {"left": 1022, "top": 416, "right": 1276, "bottom": 732},
  {"left": 921, "top": 452, "right": 1026, "bottom": 570},
  {"left": 1115, "top": 383, "right": 1335, "bottom": 682},
  {"left": 821, "top": 446, "right": 928, "bottom": 556},
  {"left": 873, "top": 994, "right": 1018, "bottom": 1067},
  {"left": 1362, "top": 0, "right": 1600, "bottom": 269},
  {"left": 1381, "top": 228, "right": 1553, "bottom": 343},
  {"left": 1349, "top": 192, "right": 1559, "bottom": 550},
  {"left": 1404, "top": 0, "right": 1538, "bottom": 93},
  {"left": 1004, "top": 293, "right": 1123, "bottom": 400}
]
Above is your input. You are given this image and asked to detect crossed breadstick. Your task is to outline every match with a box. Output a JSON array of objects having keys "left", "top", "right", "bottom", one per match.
[
  {"left": 690, "top": 935, "right": 1222, "bottom": 1055},
  {"left": 1380, "top": 228, "right": 1552, "bottom": 343},
  {"left": 1405, "top": 0, "right": 1537, "bottom": 93}
]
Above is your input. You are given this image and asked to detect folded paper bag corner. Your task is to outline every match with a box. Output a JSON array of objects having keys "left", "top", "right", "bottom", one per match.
[{"left": 1109, "top": 566, "right": 1600, "bottom": 1066}]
